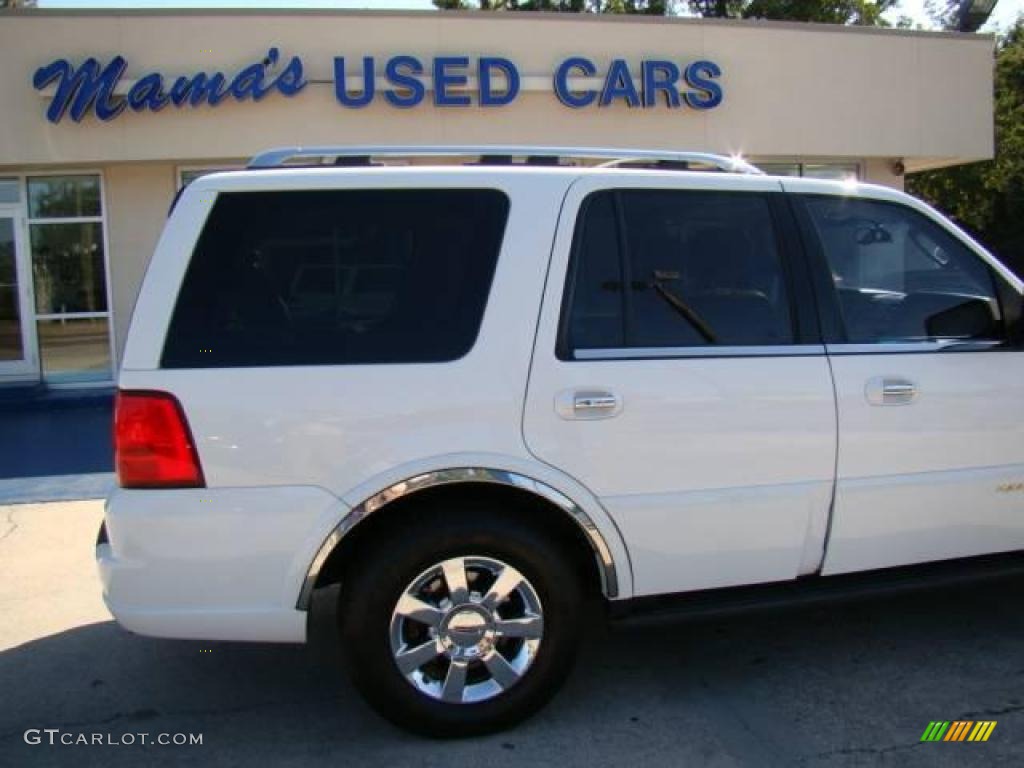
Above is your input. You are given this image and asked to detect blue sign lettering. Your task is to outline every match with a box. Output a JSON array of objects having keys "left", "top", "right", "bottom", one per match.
[
  {"left": 384, "top": 56, "right": 425, "bottom": 108},
  {"left": 479, "top": 57, "right": 519, "bottom": 107},
  {"left": 642, "top": 60, "right": 681, "bottom": 109},
  {"left": 554, "top": 56, "right": 598, "bottom": 108},
  {"left": 683, "top": 60, "right": 723, "bottom": 110},
  {"left": 33, "top": 51, "right": 722, "bottom": 123},
  {"left": 128, "top": 72, "right": 170, "bottom": 112},
  {"left": 34, "top": 48, "right": 306, "bottom": 124},
  {"left": 433, "top": 56, "right": 472, "bottom": 107},
  {"left": 599, "top": 59, "right": 641, "bottom": 108},
  {"left": 33, "top": 57, "right": 127, "bottom": 122},
  {"left": 168, "top": 72, "right": 229, "bottom": 108},
  {"left": 334, "top": 56, "right": 375, "bottom": 108}
]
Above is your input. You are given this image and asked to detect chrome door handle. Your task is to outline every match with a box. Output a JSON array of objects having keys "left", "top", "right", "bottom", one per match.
[
  {"left": 866, "top": 377, "right": 918, "bottom": 406},
  {"left": 574, "top": 394, "right": 617, "bottom": 411},
  {"left": 883, "top": 382, "right": 916, "bottom": 398},
  {"left": 555, "top": 389, "right": 622, "bottom": 420}
]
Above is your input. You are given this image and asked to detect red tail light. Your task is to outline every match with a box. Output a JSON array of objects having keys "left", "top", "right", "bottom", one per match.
[{"left": 114, "top": 390, "right": 205, "bottom": 489}]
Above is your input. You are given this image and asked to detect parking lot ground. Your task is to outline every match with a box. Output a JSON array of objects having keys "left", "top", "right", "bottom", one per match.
[
  {"left": 1, "top": 500, "right": 1022, "bottom": 768},
  {"left": 0, "top": 392, "right": 114, "bottom": 504}
]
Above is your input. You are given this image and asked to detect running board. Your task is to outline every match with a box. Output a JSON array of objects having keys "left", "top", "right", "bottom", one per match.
[{"left": 610, "top": 551, "right": 1024, "bottom": 626}]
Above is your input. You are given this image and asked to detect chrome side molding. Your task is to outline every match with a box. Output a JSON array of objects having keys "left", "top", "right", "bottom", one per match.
[
  {"left": 574, "top": 344, "right": 825, "bottom": 360},
  {"left": 825, "top": 340, "right": 1005, "bottom": 355},
  {"left": 296, "top": 467, "right": 620, "bottom": 610}
]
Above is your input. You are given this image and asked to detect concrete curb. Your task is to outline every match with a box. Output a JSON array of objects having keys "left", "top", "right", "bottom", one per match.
[
  {"left": 0, "top": 387, "right": 114, "bottom": 414},
  {"left": 0, "top": 473, "right": 114, "bottom": 505}
]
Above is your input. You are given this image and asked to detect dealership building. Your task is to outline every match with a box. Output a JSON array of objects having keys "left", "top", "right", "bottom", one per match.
[{"left": 0, "top": 8, "right": 995, "bottom": 388}]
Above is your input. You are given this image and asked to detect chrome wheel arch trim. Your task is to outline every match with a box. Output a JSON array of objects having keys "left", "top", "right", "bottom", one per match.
[{"left": 296, "top": 467, "right": 620, "bottom": 609}]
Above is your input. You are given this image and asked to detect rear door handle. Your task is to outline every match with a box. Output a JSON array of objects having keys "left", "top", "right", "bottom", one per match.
[
  {"left": 574, "top": 394, "right": 617, "bottom": 411},
  {"left": 866, "top": 377, "right": 918, "bottom": 406},
  {"left": 555, "top": 389, "right": 622, "bottom": 420}
]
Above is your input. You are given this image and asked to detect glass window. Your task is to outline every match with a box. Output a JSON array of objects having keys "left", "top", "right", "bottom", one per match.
[
  {"left": 565, "top": 193, "right": 624, "bottom": 350},
  {"left": 29, "top": 222, "right": 107, "bottom": 314},
  {"left": 803, "top": 196, "right": 1004, "bottom": 344},
  {"left": 26, "top": 173, "right": 112, "bottom": 383},
  {"left": 179, "top": 167, "right": 240, "bottom": 188},
  {"left": 802, "top": 164, "right": 859, "bottom": 181},
  {"left": 37, "top": 317, "right": 111, "bottom": 383},
  {"left": 162, "top": 189, "right": 509, "bottom": 368},
  {"left": 27, "top": 175, "right": 101, "bottom": 219},
  {"left": 564, "top": 190, "right": 794, "bottom": 353},
  {"left": 758, "top": 163, "right": 801, "bottom": 177},
  {"left": 757, "top": 163, "right": 859, "bottom": 180},
  {"left": 0, "top": 218, "right": 24, "bottom": 361},
  {"left": 0, "top": 179, "right": 19, "bottom": 204}
]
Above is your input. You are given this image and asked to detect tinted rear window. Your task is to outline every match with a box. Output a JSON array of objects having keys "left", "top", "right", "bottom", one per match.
[{"left": 161, "top": 188, "right": 509, "bottom": 368}]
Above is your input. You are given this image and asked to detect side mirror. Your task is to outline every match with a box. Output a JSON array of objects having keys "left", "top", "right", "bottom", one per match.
[
  {"left": 993, "top": 276, "right": 1024, "bottom": 347},
  {"left": 1011, "top": 293, "right": 1024, "bottom": 346},
  {"left": 925, "top": 298, "right": 997, "bottom": 340}
]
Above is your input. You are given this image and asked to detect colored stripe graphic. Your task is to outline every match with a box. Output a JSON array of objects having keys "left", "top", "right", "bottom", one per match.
[
  {"left": 975, "top": 722, "right": 997, "bottom": 742},
  {"left": 921, "top": 721, "right": 950, "bottom": 741},
  {"left": 942, "top": 724, "right": 966, "bottom": 741},
  {"left": 921, "top": 720, "right": 996, "bottom": 742}
]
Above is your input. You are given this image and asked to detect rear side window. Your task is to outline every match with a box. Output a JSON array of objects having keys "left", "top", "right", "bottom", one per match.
[
  {"left": 162, "top": 188, "right": 509, "bottom": 368},
  {"left": 562, "top": 189, "right": 795, "bottom": 356},
  {"left": 802, "top": 196, "right": 1004, "bottom": 344}
]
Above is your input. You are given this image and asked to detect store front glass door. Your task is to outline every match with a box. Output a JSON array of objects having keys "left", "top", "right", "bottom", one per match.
[
  {"left": 0, "top": 193, "right": 36, "bottom": 378},
  {"left": 26, "top": 174, "right": 112, "bottom": 384}
]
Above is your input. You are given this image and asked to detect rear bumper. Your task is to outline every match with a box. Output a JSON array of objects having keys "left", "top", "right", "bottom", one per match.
[{"left": 97, "top": 485, "right": 350, "bottom": 643}]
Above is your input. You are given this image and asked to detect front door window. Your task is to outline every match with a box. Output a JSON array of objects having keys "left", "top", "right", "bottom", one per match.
[{"left": 802, "top": 195, "right": 1005, "bottom": 344}]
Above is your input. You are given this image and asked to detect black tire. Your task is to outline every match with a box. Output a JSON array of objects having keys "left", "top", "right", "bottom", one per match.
[{"left": 338, "top": 501, "right": 584, "bottom": 737}]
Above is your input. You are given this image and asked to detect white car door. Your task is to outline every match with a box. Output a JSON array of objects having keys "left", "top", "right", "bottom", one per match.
[
  {"left": 785, "top": 181, "right": 1024, "bottom": 574},
  {"left": 523, "top": 174, "right": 837, "bottom": 598}
]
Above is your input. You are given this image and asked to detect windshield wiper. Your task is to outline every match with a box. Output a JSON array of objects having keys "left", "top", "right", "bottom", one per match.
[{"left": 649, "top": 272, "right": 718, "bottom": 344}]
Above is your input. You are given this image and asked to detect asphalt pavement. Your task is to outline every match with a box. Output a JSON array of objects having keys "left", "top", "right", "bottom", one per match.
[{"left": 0, "top": 500, "right": 1022, "bottom": 767}]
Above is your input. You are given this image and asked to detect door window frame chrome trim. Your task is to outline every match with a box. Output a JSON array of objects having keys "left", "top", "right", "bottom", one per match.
[
  {"left": 573, "top": 344, "right": 826, "bottom": 361},
  {"left": 824, "top": 340, "right": 1007, "bottom": 355}
]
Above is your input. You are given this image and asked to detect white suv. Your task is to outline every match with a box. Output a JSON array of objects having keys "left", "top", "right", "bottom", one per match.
[{"left": 99, "top": 147, "right": 1024, "bottom": 736}]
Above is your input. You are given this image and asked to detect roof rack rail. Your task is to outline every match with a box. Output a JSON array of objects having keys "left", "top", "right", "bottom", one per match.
[{"left": 246, "top": 146, "right": 763, "bottom": 175}]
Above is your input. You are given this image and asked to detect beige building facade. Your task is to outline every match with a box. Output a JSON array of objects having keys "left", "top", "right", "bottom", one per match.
[{"left": 0, "top": 9, "right": 996, "bottom": 387}]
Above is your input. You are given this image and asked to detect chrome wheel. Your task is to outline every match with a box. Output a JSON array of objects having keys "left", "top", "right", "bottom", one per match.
[{"left": 389, "top": 556, "right": 544, "bottom": 704}]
